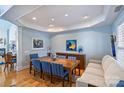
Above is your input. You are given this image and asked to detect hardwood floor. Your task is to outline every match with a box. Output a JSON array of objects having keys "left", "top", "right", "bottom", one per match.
[{"left": 0, "top": 62, "right": 83, "bottom": 87}]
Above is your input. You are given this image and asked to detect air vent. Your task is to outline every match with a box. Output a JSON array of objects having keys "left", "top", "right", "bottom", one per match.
[
  {"left": 114, "top": 5, "right": 123, "bottom": 13},
  {"left": 0, "top": 9, "right": 1, "bottom": 15}
]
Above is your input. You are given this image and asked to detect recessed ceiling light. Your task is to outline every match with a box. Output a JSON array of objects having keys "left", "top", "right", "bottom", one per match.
[
  {"left": 83, "top": 16, "right": 89, "bottom": 19},
  {"left": 32, "top": 17, "right": 36, "bottom": 20},
  {"left": 65, "top": 14, "right": 68, "bottom": 17},
  {"left": 51, "top": 18, "right": 55, "bottom": 21},
  {"left": 49, "top": 24, "right": 54, "bottom": 27}
]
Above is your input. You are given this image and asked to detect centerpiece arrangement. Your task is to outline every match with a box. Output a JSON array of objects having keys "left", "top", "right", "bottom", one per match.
[{"left": 50, "top": 53, "right": 56, "bottom": 61}]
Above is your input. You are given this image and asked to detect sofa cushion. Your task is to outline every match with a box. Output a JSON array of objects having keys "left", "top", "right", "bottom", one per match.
[
  {"left": 102, "top": 56, "right": 116, "bottom": 73},
  {"left": 104, "top": 62, "right": 124, "bottom": 87},
  {"left": 79, "top": 73, "right": 106, "bottom": 87},
  {"left": 87, "top": 63, "right": 102, "bottom": 69},
  {"left": 101, "top": 55, "right": 110, "bottom": 65},
  {"left": 85, "top": 66, "right": 104, "bottom": 77}
]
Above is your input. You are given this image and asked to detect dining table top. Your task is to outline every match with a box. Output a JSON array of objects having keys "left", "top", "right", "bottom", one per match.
[{"left": 34, "top": 56, "right": 80, "bottom": 70}]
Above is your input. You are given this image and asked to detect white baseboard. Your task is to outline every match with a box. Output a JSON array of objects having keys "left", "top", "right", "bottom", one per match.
[{"left": 16, "top": 65, "right": 29, "bottom": 71}]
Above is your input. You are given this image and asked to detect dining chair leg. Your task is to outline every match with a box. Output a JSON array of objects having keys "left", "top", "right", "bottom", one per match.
[
  {"left": 78, "top": 68, "right": 80, "bottom": 76},
  {"left": 62, "top": 78, "right": 64, "bottom": 87},
  {"left": 4, "top": 64, "right": 7, "bottom": 71},
  {"left": 75, "top": 69, "right": 76, "bottom": 75},
  {"left": 34, "top": 69, "right": 35, "bottom": 76},
  {"left": 4, "top": 63, "right": 8, "bottom": 71},
  {"left": 7, "top": 64, "right": 9, "bottom": 71},
  {"left": 42, "top": 73, "right": 44, "bottom": 80},
  {"left": 10, "top": 64, "right": 13, "bottom": 71},
  {"left": 72, "top": 69, "right": 74, "bottom": 75},
  {"left": 40, "top": 71, "right": 42, "bottom": 78},
  {"left": 50, "top": 74, "right": 52, "bottom": 83},
  {"left": 68, "top": 76, "right": 69, "bottom": 82}
]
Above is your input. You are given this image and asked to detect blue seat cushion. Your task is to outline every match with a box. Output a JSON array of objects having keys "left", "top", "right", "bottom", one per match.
[
  {"left": 63, "top": 70, "right": 69, "bottom": 77},
  {"left": 12, "top": 58, "right": 16, "bottom": 63},
  {"left": 0, "top": 62, "right": 5, "bottom": 65},
  {"left": 116, "top": 80, "right": 124, "bottom": 87}
]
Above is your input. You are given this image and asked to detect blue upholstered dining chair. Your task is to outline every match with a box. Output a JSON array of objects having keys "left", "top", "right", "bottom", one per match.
[
  {"left": 57, "top": 55, "right": 66, "bottom": 59},
  {"left": 0, "top": 48, "right": 5, "bottom": 58},
  {"left": 32, "top": 60, "right": 42, "bottom": 78},
  {"left": 4, "top": 53, "right": 16, "bottom": 71},
  {"left": 41, "top": 61, "right": 52, "bottom": 82},
  {"left": 30, "top": 54, "right": 39, "bottom": 59},
  {"left": 29, "top": 53, "right": 39, "bottom": 74},
  {"left": 68, "top": 56, "right": 77, "bottom": 61},
  {"left": 11, "top": 58, "right": 16, "bottom": 63},
  {"left": 0, "top": 48, "right": 5, "bottom": 65},
  {"left": 51, "top": 63, "right": 69, "bottom": 87},
  {"left": 68, "top": 56, "right": 80, "bottom": 76}
]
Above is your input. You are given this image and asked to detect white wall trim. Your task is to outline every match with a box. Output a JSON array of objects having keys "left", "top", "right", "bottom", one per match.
[{"left": 16, "top": 65, "right": 29, "bottom": 71}]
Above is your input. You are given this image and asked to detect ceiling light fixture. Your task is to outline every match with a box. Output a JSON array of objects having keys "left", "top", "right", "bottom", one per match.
[
  {"left": 83, "top": 16, "right": 89, "bottom": 19},
  {"left": 32, "top": 17, "right": 36, "bottom": 20},
  {"left": 65, "top": 14, "right": 68, "bottom": 17},
  {"left": 49, "top": 24, "right": 54, "bottom": 27},
  {"left": 51, "top": 18, "right": 55, "bottom": 21}
]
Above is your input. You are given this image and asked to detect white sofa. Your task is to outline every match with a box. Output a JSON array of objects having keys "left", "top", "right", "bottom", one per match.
[{"left": 76, "top": 55, "right": 124, "bottom": 87}]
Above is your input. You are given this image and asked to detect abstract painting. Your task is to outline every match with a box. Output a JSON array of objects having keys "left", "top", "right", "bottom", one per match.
[
  {"left": 32, "top": 38, "right": 44, "bottom": 49},
  {"left": 0, "top": 38, "right": 4, "bottom": 44},
  {"left": 66, "top": 40, "right": 77, "bottom": 51},
  {"left": 0, "top": 38, "right": 4, "bottom": 47}
]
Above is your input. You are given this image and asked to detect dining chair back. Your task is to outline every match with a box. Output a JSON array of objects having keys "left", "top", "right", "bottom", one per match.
[
  {"left": 41, "top": 61, "right": 51, "bottom": 74},
  {"left": 4, "top": 53, "right": 12, "bottom": 63},
  {"left": 68, "top": 56, "right": 76, "bottom": 60},
  {"left": 51, "top": 63, "right": 64, "bottom": 77},
  {"left": 0, "top": 48, "right": 5, "bottom": 58},
  {"left": 68, "top": 56, "right": 79, "bottom": 75},
  {"left": 51, "top": 62, "right": 69, "bottom": 86},
  {"left": 29, "top": 53, "right": 39, "bottom": 74},
  {"left": 41, "top": 61, "right": 52, "bottom": 82},
  {"left": 57, "top": 55, "right": 66, "bottom": 59},
  {"left": 32, "top": 60, "right": 42, "bottom": 71},
  {"left": 4, "top": 53, "right": 15, "bottom": 71},
  {"left": 32, "top": 60, "right": 42, "bottom": 78},
  {"left": 30, "top": 53, "right": 39, "bottom": 59}
]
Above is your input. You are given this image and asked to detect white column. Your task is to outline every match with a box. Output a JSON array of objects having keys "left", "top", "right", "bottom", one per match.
[{"left": 16, "top": 26, "right": 23, "bottom": 71}]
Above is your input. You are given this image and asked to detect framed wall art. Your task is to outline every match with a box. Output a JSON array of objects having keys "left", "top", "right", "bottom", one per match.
[
  {"left": 32, "top": 38, "right": 44, "bottom": 49},
  {"left": 66, "top": 40, "right": 77, "bottom": 51}
]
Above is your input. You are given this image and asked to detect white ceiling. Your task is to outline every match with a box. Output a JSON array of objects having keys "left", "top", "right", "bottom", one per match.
[
  {"left": 0, "top": 5, "right": 13, "bottom": 16},
  {"left": 1, "top": 5, "right": 123, "bottom": 32}
]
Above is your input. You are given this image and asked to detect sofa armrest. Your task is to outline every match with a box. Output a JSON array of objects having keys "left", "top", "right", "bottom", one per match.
[
  {"left": 89, "top": 59, "right": 102, "bottom": 64},
  {"left": 76, "top": 78, "right": 88, "bottom": 87}
]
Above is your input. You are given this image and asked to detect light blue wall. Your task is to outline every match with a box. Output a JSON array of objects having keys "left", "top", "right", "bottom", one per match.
[
  {"left": 112, "top": 10, "right": 124, "bottom": 68},
  {"left": 21, "top": 27, "right": 50, "bottom": 67},
  {"left": 51, "top": 26, "right": 112, "bottom": 65}
]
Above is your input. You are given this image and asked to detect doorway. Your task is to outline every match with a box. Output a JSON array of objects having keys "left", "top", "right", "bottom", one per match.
[{"left": 0, "top": 19, "right": 18, "bottom": 72}]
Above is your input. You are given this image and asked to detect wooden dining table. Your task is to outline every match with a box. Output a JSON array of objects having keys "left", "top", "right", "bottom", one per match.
[{"left": 31, "top": 56, "right": 80, "bottom": 87}]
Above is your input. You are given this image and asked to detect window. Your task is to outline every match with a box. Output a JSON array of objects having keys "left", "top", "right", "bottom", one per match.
[{"left": 117, "top": 23, "right": 124, "bottom": 48}]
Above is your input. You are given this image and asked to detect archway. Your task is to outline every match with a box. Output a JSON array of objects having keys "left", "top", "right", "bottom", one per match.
[{"left": 0, "top": 19, "right": 18, "bottom": 71}]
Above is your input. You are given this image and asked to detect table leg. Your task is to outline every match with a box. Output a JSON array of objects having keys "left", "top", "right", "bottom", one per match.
[
  {"left": 30, "top": 61, "right": 32, "bottom": 74},
  {"left": 69, "top": 69, "right": 72, "bottom": 87},
  {"left": 79, "top": 65, "right": 80, "bottom": 76}
]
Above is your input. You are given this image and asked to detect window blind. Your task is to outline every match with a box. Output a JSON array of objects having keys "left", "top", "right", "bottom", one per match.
[{"left": 117, "top": 23, "right": 124, "bottom": 48}]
